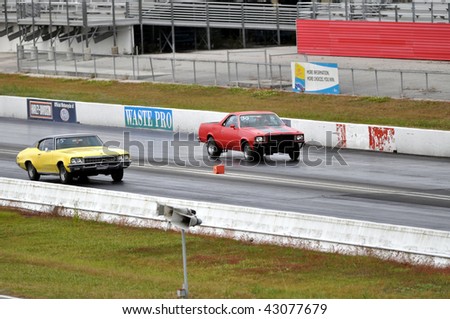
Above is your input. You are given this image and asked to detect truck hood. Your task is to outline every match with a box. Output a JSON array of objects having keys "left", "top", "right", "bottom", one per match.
[{"left": 241, "top": 126, "right": 301, "bottom": 135}]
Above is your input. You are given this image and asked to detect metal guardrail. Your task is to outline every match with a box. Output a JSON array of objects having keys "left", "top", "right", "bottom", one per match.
[
  {"left": 2, "top": 1, "right": 450, "bottom": 27},
  {"left": 16, "top": 47, "right": 450, "bottom": 101}
]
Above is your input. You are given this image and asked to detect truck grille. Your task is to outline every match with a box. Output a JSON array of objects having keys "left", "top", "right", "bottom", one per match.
[{"left": 267, "top": 135, "right": 295, "bottom": 143}]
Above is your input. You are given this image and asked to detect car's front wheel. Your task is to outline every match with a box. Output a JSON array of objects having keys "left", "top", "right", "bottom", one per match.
[
  {"left": 26, "top": 162, "right": 40, "bottom": 181},
  {"left": 111, "top": 169, "right": 124, "bottom": 182},
  {"left": 206, "top": 137, "right": 222, "bottom": 159},
  {"left": 58, "top": 163, "right": 73, "bottom": 184}
]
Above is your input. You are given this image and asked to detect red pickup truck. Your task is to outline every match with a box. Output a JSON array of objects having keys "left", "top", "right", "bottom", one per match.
[{"left": 198, "top": 111, "right": 304, "bottom": 161}]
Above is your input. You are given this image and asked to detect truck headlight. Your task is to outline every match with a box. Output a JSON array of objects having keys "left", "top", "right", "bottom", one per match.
[
  {"left": 70, "top": 157, "right": 84, "bottom": 164},
  {"left": 295, "top": 134, "right": 304, "bottom": 142}
]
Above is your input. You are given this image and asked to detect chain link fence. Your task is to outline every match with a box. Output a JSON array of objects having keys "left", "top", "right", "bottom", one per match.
[{"left": 16, "top": 47, "right": 450, "bottom": 101}]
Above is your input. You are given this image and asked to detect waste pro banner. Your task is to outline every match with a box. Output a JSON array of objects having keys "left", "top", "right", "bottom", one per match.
[{"left": 291, "top": 62, "right": 340, "bottom": 94}]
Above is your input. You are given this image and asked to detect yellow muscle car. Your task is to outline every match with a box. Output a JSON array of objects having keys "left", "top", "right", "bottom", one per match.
[{"left": 16, "top": 133, "right": 131, "bottom": 184}]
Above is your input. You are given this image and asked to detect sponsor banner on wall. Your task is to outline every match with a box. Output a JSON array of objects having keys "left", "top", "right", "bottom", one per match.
[
  {"left": 27, "top": 99, "right": 77, "bottom": 123},
  {"left": 124, "top": 106, "right": 173, "bottom": 131},
  {"left": 291, "top": 62, "right": 340, "bottom": 94}
]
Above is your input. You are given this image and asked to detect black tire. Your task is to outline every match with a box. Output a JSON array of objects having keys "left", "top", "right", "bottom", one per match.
[
  {"left": 206, "top": 137, "right": 222, "bottom": 159},
  {"left": 288, "top": 144, "right": 300, "bottom": 161},
  {"left": 243, "top": 142, "right": 261, "bottom": 162},
  {"left": 58, "top": 163, "right": 72, "bottom": 184},
  {"left": 26, "top": 162, "right": 40, "bottom": 181},
  {"left": 111, "top": 169, "right": 124, "bottom": 182}
]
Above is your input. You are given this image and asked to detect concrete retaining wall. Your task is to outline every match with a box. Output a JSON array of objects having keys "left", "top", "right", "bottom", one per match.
[
  {"left": 1, "top": 95, "right": 450, "bottom": 157},
  {"left": 0, "top": 177, "right": 448, "bottom": 267}
]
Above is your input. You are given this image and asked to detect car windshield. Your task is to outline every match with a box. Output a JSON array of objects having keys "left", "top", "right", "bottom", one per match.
[
  {"left": 56, "top": 135, "right": 103, "bottom": 150},
  {"left": 239, "top": 114, "right": 284, "bottom": 128}
]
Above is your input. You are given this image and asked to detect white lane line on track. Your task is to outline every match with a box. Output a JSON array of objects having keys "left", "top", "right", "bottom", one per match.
[{"left": 131, "top": 163, "right": 450, "bottom": 202}]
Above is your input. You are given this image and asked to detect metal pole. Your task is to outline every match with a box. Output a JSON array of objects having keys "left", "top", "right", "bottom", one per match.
[
  {"left": 65, "top": 0, "right": 71, "bottom": 48},
  {"left": 241, "top": 3, "right": 246, "bottom": 48},
  {"left": 375, "top": 70, "right": 379, "bottom": 96},
  {"left": 214, "top": 61, "right": 217, "bottom": 86},
  {"left": 171, "top": 58, "right": 175, "bottom": 83},
  {"left": 139, "top": 0, "right": 144, "bottom": 53},
  {"left": 425, "top": 73, "right": 429, "bottom": 92},
  {"left": 53, "top": 46, "right": 57, "bottom": 74},
  {"left": 400, "top": 71, "right": 404, "bottom": 98},
  {"left": 278, "top": 65, "right": 282, "bottom": 90},
  {"left": 257, "top": 64, "right": 261, "bottom": 89},
  {"left": 94, "top": 54, "right": 97, "bottom": 78},
  {"left": 150, "top": 57, "right": 155, "bottom": 81},
  {"left": 276, "top": 4, "right": 280, "bottom": 46},
  {"left": 112, "top": 0, "right": 117, "bottom": 47},
  {"left": 82, "top": 0, "right": 88, "bottom": 48},
  {"left": 181, "top": 229, "right": 189, "bottom": 298},
  {"left": 206, "top": 2, "right": 211, "bottom": 50},
  {"left": 49, "top": 0, "right": 53, "bottom": 47},
  {"left": 351, "top": 68, "right": 355, "bottom": 95},
  {"left": 227, "top": 51, "right": 230, "bottom": 83},
  {"left": 16, "top": 44, "right": 20, "bottom": 72},
  {"left": 193, "top": 60, "right": 197, "bottom": 84},
  {"left": 171, "top": 0, "right": 175, "bottom": 54},
  {"left": 430, "top": 2, "right": 434, "bottom": 23},
  {"left": 31, "top": 0, "right": 36, "bottom": 47},
  {"left": 132, "top": 55, "right": 136, "bottom": 80},
  {"left": 412, "top": 2, "right": 415, "bottom": 23}
]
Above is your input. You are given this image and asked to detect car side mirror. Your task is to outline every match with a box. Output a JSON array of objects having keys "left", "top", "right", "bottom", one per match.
[{"left": 230, "top": 124, "right": 236, "bottom": 129}]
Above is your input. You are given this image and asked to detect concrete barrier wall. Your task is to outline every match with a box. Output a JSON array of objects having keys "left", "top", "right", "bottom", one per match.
[
  {"left": 1, "top": 95, "right": 450, "bottom": 157},
  {"left": 0, "top": 177, "right": 448, "bottom": 267}
]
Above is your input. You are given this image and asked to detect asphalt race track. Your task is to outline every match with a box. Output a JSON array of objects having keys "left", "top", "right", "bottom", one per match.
[{"left": 1, "top": 117, "right": 449, "bottom": 232}]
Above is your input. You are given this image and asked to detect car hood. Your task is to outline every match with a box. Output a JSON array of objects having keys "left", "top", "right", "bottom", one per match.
[
  {"left": 241, "top": 126, "right": 301, "bottom": 135},
  {"left": 57, "top": 146, "right": 126, "bottom": 156}
]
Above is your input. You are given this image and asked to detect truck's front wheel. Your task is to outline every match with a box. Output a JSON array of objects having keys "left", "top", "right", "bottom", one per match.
[{"left": 207, "top": 137, "right": 222, "bottom": 159}]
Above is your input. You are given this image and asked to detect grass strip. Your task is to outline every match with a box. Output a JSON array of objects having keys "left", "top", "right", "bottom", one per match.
[{"left": 0, "top": 209, "right": 448, "bottom": 299}]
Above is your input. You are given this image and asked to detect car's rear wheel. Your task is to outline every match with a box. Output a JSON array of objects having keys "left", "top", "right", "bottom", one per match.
[
  {"left": 58, "top": 163, "right": 72, "bottom": 184},
  {"left": 111, "top": 169, "right": 124, "bottom": 182},
  {"left": 206, "top": 137, "right": 222, "bottom": 159},
  {"left": 26, "top": 162, "right": 40, "bottom": 181}
]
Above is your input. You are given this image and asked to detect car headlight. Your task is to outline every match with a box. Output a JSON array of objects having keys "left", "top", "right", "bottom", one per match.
[
  {"left": 295, "top": 134, "right": 304, "bottom": 142},
  {"left": 116, "top": 155, "right": 123, "bottom": 161},
  {"left": 255, "top": 136, "right": 265, "bottom": 143},
  {"left": 124, "top": 154, "right": 130, "bottom": 161},
  {"left": 70, "top": 157, "right": 84, "bottom": 164}
]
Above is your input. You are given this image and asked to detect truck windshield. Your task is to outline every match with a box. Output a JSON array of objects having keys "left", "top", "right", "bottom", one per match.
[{"left": 240, "top": 114, "right": 284, "bottom": 128}]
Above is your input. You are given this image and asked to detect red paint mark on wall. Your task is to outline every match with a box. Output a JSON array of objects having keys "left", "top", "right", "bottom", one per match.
[
  {"left": 369, "top": 126, "right": 396, "bottom": 152},
  {"left": 336, "top": 124, "right": 347, "bottom": 148}
]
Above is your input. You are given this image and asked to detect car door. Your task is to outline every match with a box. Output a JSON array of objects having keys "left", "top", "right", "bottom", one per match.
[
  {"left": 35, "top": 138, "right": 56, "bottom": 173},
  {"left": 219, "top": 115, "right": 240, "bottom": 150}
]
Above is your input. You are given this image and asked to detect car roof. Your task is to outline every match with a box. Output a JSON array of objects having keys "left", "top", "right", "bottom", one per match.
[{"left": 37, "top": 133, "right": 100, "bottom": 141}]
